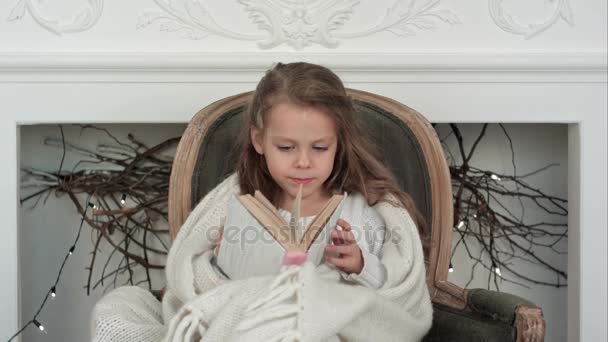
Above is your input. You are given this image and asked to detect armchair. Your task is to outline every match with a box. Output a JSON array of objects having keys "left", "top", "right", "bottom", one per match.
[{"left": 167, "top": 89, "right": 546, "bottom": 341}]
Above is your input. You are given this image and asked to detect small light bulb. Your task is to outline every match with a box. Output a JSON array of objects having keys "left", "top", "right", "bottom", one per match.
[
  {"left": 457, "top": 221, "right": 465, "bottom": 229},
  {"left": 490, "top": 174, "right": 501, "bottom": 181},
  {"left": 495, "top": 267, "right": 502, "bottom": 276},
  {"left": 33, "top": 319, "right": 45, "bottom": 332},
  {"left": 88, "top": 202, "right": 96, "bottom": 209},
  {"left": 473, "top": 214, "right": 477, "bottom": 218},
  {"left": 51, "top": 286, "right": 56, "bottom": 298},
  {"left": 448, "top": 262, "right": 454, "bottom": 273},
  {"left": 69, "top": 246, "right": 75, "bottom": 255},
  {"left": 120, "top": 193, "right": 127, "bottom": 205}
]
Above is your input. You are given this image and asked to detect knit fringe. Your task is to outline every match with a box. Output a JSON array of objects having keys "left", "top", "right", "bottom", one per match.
[
  {"left": 165, "top": 304, "right": 207, "bottom": 341},
  {"left": 237, "top": 265, "right": 304, "bottom": 341}
]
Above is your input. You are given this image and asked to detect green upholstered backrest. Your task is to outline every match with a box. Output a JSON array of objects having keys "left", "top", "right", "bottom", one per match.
[{"left": 190, "top": 99, "right": 432, "bottom": 238}]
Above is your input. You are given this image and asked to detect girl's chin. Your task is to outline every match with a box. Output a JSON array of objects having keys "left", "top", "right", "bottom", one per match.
[
  {"left": 289, "top": 187, "right": 309, "bottom": 197},
  {"left": 286, "top": 185, "right": 313, "bottom": 198}
]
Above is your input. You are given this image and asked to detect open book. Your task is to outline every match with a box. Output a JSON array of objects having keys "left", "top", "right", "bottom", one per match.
[{"left": 216, "top": 184, "right": 347, "bottom": 280}]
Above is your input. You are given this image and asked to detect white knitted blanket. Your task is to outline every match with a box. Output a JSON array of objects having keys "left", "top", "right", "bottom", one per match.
[{"left": 92, "top": 173, "right": 433, "bottom": 341}]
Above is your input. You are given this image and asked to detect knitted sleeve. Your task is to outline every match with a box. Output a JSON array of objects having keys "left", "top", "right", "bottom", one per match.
[{"left": 339, "top": 204, "right": 387, "bottom": 289}]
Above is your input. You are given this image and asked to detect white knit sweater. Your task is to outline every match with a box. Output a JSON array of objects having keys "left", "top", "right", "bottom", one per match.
[
  {"left": 91, "top": 173, "right": 433, "bottom": 341},
  {"left": 277, "top": 197, "right": 388, "bottom": 289},
  {"left": 214, "top": 193, "right": 387, "bottom": 288}
]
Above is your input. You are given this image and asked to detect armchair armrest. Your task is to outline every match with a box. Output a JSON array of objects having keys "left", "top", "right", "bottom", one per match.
[
  {"left": 467, "top": 288, "right": 545, "bottom": 341},
  {"left": 468, "top": 289, "right": 533, "bottom": 324},
  {"left": 426, "top": 286, "right": 545, "bottom": 342}
]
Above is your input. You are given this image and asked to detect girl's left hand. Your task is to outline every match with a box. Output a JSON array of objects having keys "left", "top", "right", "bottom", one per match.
[{"left": 324, "top": 219, "right": 364, "bottom": 275}]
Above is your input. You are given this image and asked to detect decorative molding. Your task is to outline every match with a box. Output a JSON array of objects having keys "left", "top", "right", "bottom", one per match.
[
  {"left": 137, "top": 0, "right": 262, "bottom": 42},
  {"left": 137, "top": 0, "right": 460, "bottom": 50},
  {"left": 488, "top": 0, "right": 574, "bottom": 39},
  {"left": 333, "top": 0, "right": 460, "bottom": 39},
  {"left": 0, "top": 52, "right": 605, "bottom": 84},
  {"left": 5, "top": 1, "right": 578, "bottom": 46},
  {"left": 1, "top": 52, "right": 604, "bottom": 71},
  {"left": 7, "top": 0, "right": 104, "bottom": 35}
]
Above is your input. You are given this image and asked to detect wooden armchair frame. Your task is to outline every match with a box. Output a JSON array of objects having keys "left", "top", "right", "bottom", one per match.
[{"left": 168, "top": 89, "right": 545, "bottom": 342}]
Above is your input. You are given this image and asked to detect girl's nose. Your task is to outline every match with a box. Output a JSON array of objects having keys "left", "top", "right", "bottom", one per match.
[{"left": 295, "top": 150, "right": 311, "bottom": 168}]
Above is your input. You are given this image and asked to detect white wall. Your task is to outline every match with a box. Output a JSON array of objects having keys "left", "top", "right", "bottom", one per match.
[{"left": 1, "top": 1, "right": 606, "bottom": 341}]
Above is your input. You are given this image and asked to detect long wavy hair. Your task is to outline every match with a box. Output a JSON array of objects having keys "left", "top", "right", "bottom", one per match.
[{"left": 234, "top": 62, "right": 428, "bottom": 251}]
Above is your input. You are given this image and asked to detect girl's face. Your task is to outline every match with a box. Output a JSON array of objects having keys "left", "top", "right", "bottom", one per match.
[{"left": 251, "top": 101, "right": 338, "bottom": 207}]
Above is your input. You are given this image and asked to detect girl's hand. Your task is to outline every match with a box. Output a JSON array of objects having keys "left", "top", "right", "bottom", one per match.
[{"left": 324, "top": 219, "right": 364, "bottom": 275}]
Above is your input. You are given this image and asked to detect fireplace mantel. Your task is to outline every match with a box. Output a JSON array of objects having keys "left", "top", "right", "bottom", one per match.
[{"left": 2, "top": 50, "right": 606, "bottom": 340}]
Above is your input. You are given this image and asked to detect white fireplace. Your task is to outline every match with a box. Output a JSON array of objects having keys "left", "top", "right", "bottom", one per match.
[{"left": 1, "top": 1, "right": 606, "bottom": 341}]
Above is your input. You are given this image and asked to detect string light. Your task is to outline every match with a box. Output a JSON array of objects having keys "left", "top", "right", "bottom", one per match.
[
  {"left": 7, "top": 193, "right": 93, "bottom": 341},
  {"left": 88, "top": 201, "right": 96, "bottom": 209},
  {"left": 457, "top": 220, "right": 465, "bottom": 229},
  {"left": 490, "top": 173, "right": 501, "bottom": 181},
  {"left": 491, "top": 262, "right": 502, "bottom": 276},
  {"left": 33, "top": 320, "right": 46, "bottom": 333},
  {"left": 120, "top": 193, "right": 127, "bottom": 205},
  {"left": 448, "top": 262, "right": 454, "bottom": 273}
]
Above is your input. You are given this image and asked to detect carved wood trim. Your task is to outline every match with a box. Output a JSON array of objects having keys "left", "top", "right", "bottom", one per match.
[
  {"left": 169, "top": 88, "right": 455, "bottom": 250},
  {"left": 170, "top": 89, "right": 456, "bottom": 296},
  {"left": 514, "top": 305, "right": 546, "bottom": 342},
  {"left": 168, "top": 92, "right": 252, "bottom": 239},
  {"left": 433, "top": 280, "right": 468, "bottom": 310},
  {"left": 344, "top": 89, "right": 454, "bottom": 298}
]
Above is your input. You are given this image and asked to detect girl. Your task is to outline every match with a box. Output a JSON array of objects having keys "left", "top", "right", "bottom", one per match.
[
  {"left": 215, "top": 62, "right": 427, "bottom": 289},
  {"left": 93, "top": 62, "right": 432, "bottom": 342}
]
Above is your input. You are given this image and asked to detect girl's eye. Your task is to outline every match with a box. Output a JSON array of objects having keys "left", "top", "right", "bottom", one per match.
[{"left": 277, "top": 146, "right": 328, "bottom": 151}]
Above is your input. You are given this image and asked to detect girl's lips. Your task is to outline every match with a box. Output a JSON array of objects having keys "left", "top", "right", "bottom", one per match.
[{"left": 291, "top": 178, "right": 313, "bottom": 184}]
